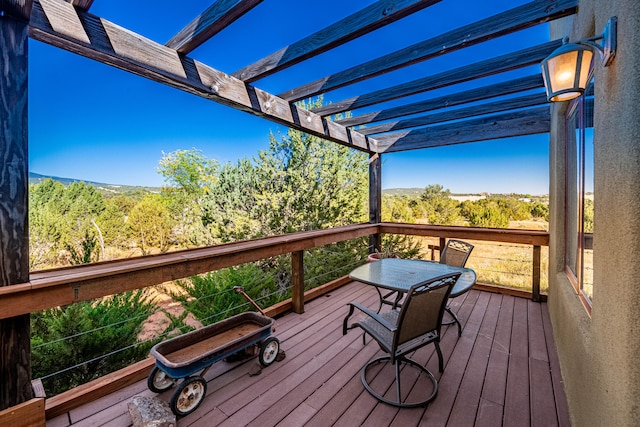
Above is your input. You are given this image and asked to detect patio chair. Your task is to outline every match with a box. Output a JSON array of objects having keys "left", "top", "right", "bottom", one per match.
[
  {"left": 342, "top": 272, "right": 461, "bottom": 407},
  {"left": 439, "top": 239, "right": 474, "bottom": 336}
]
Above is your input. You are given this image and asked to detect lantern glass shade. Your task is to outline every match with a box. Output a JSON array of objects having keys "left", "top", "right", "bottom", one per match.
[{"left": 541, "top": 43, "right": 594, "bottom": 102}]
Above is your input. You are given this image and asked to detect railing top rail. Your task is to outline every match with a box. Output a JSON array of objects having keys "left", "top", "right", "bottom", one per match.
[{"left": 0, "top": 222, "right": 548, "bottom": 320}]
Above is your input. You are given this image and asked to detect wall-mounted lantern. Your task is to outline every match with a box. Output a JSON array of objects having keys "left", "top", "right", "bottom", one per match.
[{"left": 541, "top": 17, "right": 617, "bottom": 102}]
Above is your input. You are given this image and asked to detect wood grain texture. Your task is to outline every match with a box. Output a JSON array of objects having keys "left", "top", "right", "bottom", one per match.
[
  {"left": 278, "top": 0, "right": 578, "bottom": 102},
  {"left": 0, "top": 224, "right": 377, "bottom": 320},
  {"left": 375, "top": 107, "right": 550, "bottom": 153},
  {"left": 359, "top": 92, "right": 548, "bottom": 136},
  {"left": 0, "top": 14, "right": 32, "bottom": 411},
  {"left": 166, "top": 0, "right": 263, "bottom": 54},
  {"left": 312, "top": 40, "right": 562, "bottom": 117},
  {"left": 0, "top": 398, "right": 45, "bottom": 427},
  {"left": 338, "top": 74, "right": 544, "bottom": 128},
  {"left": 232, "top": 0, "right": 441, "bottom": 82},
  {"left": 1, "top": 0, "right": 34, "bottom": 20},
  {"left": 29, "top": 0, "right": 372, "bottom": 152},
  {"left": 67, "top": 0, "right": 93, "bottom": 11}
]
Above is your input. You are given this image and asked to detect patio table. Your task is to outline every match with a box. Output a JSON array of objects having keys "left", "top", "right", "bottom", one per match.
[{"left": 349, "top": 258, "right": 476, "bottom": 312}]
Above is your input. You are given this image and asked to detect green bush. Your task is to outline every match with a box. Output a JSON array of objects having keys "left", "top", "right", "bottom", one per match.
[{"left": 31, "top": 290, "right": 157, "bottom": 396}]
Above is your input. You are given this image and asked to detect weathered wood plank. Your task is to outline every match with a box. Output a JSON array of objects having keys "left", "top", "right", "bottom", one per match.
[
  {"left": 0, "top": 398, "right": 45, "bottom": 427},
  {"left": 480, "top": 295, "right": 513, "bottom": 407},
  {"left": 447, "top": 293, "right": 501, "bottom": 426},
  {"left": 166, "top": 0, "right": 263, "bottom": 54},
  {"left": 291, "top": 251, "right": 304, "bottom": 313},
  {"left": 376, "top": 107, "right": 551, "bottom": 153},
  {"left": 1, "top": 0, "right": 33, "bottom": 20},
  {"left": 313, "top": 40, "right": 561, "bottom": 117},
  {"left": 338, "top": 74, "right": 543, "bottom": 128},
  {"left": 67, "top": 0, "right": 93, "bottom": 11},
  {"left": 0, "top": 224, "right": 377, "bottom": 320},
  {"left": 378, "top": 223, "right": 549, "bottom": 246},
  {"left": 278, "top": 0, "right": 578, "bottom": 101},
  {"left": 29, "top": 0, "right": 372, "bottom": 152},
  {"left": 504, "top": 297, "right": 530, "bottom": 426},
  {"left": 542, "top": 302, "right": 572, "bottom": 427},
  {"left": 232, "top": 0, "right": 441, "bottom": 82},
  {"left": 0, "top": 9, "right": 33, "bottom": 411},
  {"left": 359, "top": 92, "right": 548, "bottom": 136}
]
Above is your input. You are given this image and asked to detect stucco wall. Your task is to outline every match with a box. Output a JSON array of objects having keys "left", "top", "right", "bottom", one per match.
[{"left": 548, "top": 0, "right": 640, "bottom": 426}]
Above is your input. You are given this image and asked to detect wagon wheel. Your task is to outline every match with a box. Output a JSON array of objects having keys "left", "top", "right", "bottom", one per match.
[
  {"left": 259, "top": 337, "right": 280, "bottom": 367},
  {"left": 170, "top": 376, "right": 207, "bottom": 416},
  {"left": 147, "top": 366, "right": 176, "bottom": 393}
]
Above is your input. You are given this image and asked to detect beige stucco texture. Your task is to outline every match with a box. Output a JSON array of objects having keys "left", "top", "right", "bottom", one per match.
[{"left": 548, "top": 0, "right": 640, "bottom": 426}]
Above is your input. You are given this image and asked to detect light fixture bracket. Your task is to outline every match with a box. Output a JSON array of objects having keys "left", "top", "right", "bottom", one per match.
[{"left": 576, "top": 16, "right": 617, "bottom": 66}]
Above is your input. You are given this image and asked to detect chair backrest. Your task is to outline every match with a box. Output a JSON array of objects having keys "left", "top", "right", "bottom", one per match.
[
  {"left": 440, "top": 239, "right": 474, "bottom": 267},
  {"left": 395, "top": 272, "right": 460, "bottom": 347}
]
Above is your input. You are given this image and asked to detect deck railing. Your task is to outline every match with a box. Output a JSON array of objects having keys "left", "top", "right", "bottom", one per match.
[{"left": 0, "top": 222, "right": 548, "bottom": 420}]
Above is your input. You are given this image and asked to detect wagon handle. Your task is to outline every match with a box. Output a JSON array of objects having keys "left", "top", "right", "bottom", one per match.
[{"left": 233, "top": 286, "right": 267, "bottom": 317}]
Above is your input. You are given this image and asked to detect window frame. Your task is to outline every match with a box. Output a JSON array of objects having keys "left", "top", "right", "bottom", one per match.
[{"left": 564, "top": 80, "right": 594, "bottom": 314}]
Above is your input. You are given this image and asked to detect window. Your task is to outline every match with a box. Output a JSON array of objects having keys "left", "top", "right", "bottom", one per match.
[{"left": 565, "top": 81, "right": 594, "bottom": 310}]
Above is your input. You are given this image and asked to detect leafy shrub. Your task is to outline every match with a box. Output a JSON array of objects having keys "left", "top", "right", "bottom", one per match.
[{"left": 31, "top": 290, "right": 157, "bottom": 396}]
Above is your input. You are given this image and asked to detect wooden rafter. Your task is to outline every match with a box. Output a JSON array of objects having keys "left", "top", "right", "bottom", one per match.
[
  {"left": 312, "top": 40, "right": 562, "bottom": 117},
  {"left": 278, "top": 0, "right": 578, "bottom": 102},
  {"left": 166, "top": 0, "right": 263, "bottom": 54},
  {"left": 373, "top": 107, "right": 551, "bottom": 153},
  {"left": 2, "top": 0, "right": 34, "bottom": 20},
  {"left": 232, "top": 0, "right": 441, "bottom": 83},
  {"left": 359, "top": 92, "right": 549, "bottom": 135},
  {"left": 338, "top": 74, "right": 544, "bottom": 128},
  {"left": 29, "top": 0, "right": 374, "bottom": 153},
  {"left": 66, "top": 0, "right": 93, "bottom": 10}
]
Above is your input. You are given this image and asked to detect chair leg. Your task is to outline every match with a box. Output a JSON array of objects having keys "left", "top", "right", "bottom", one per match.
[
  {"left": 444, "top": 306, "right": 463, "bottom": 337},
  {"left": 435, "top": 342, "right": 444, "bottom": 373}
]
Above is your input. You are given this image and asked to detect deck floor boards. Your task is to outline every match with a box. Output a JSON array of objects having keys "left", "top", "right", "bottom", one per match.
[{"left": 47, "top": 281, "right": 570, "bottom": 426}]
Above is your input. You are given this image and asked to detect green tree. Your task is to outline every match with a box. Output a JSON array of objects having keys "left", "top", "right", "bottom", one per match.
[
  {"left": 128, "top": 194, "right": 174, "bottom": 255},
  {"left": 419, "top": 184, "right": 462, "bottom": 225},
  {"left": 158, "top": 148, "right": 218, "bottom": 196}
]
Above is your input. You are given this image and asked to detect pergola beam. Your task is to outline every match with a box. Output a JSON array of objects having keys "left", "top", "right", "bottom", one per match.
[
  {"left": 232, "top": 0, "right": 441, "bottom": 83},
  {"left": 29, "top": 0, "right": 373, "bottom": 152},
  {"left": 312, "top": 40, "right": 561, "bottom": 117},
  {"left": 278, "top": 0, "right": 578, "bottom": 102},
  {"left": 373, "top": 107, "right": 551, "bottom": 152},
  {"left": 166, "top": 0, "right": 264, "bottom": 54},
  {"left": 338, "top": 74, "right": 544, "bottom": 128},
  {"left": 359, "top": 92, "right": 549, "bottom": 135},
  {"left": 66, "top": 0, "right": 93, "bottom": 10}
]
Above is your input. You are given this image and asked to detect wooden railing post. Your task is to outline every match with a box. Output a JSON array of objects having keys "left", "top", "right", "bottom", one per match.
[
  {"left": 532, "top": 245, "right": 541, "bottom": 302},
  {"left": 0, "top": 2, "right": 35, "bottom": 410},
  {"left": 291, "top": 251, "right": 304, "bottom": 314},
  {"left": 369, "top": 154, "right": 382, "bottom": 253}
]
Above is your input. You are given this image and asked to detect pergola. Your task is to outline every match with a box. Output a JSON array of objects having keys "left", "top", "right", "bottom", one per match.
[{"left": 1, "top": 0, "right": 577, "bottom": 412}]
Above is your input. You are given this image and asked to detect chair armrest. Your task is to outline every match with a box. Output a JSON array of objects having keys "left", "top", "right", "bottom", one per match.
[{"left": 344, "top": 302, "right": 397, "bottom": 332}]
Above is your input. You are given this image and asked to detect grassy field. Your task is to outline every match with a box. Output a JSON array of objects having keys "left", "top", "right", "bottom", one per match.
[{"left": 412, "top": 220, "right": 549, "bottom": 294}]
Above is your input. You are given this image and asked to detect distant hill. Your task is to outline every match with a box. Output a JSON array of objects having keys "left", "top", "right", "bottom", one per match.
[{"left": 29, "top": 172, "right": 161, "bottom": 196}]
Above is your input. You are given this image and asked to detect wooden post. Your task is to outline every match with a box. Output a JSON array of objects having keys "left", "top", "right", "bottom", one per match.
[
  {"left": 369, "top": 153, "right": 382, "bottom": 252},
  {"left": 532, "top": 245, "right": 541, "bottom": 302},
  {"left": 291, "top": 251, "right": 304, "bottom": 314},
  {"left": 0, "top": 1, "right": 35, "bottom": 411},
  {"left": 439, "top": 237, "right": 446, "bottom": 259}
]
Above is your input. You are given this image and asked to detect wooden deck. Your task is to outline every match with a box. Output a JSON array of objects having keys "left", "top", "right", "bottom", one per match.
[{"left": 46, "top": 281, "right": 570, "bottom": 427}]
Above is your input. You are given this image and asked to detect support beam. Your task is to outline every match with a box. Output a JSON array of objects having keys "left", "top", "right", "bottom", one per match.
[
  {"left": 232, "top": 0, "right": 441, "bottom": 83},
  {"left": 0, "top": 1, "right": 33, "bottom": 410},
  {"left": 67, "top": 0, "right": 93, "bottom": 10},
  {"left": 29, "top": 0, "right": 374, "bottom": 152},
  {"left": 359, "top": 92, "right": 548, "bottom": 135},
  {"left": 312, "top": 40, "right": 562, "bottom": 117},
  {"left": 166, "top": 0, "right": 263, "bottom": 54},
  {"left": 338, "top": 74, "right": 544, "bottom": 128},
  {"left": 291, "top": 251, "right": 304, "bottom": 314},
  {"left": 369, "top": 154, "right": 382, "bottom": 253},
  {"left": 278, "top": 0, "right": 578, "bottom": 102},
  {"left": 374, "top": 107, "right": 551, "bottom": 153}
]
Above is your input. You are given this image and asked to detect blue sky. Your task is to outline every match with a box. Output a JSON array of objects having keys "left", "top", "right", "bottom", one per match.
[{"left": 28, "top": 0, "right": 550, "bottom": 194}]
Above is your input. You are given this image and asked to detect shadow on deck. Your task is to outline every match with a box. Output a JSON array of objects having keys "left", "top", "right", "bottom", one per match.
[{"left": 47, "top": 281, "right": 570, "bottom": 426}]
